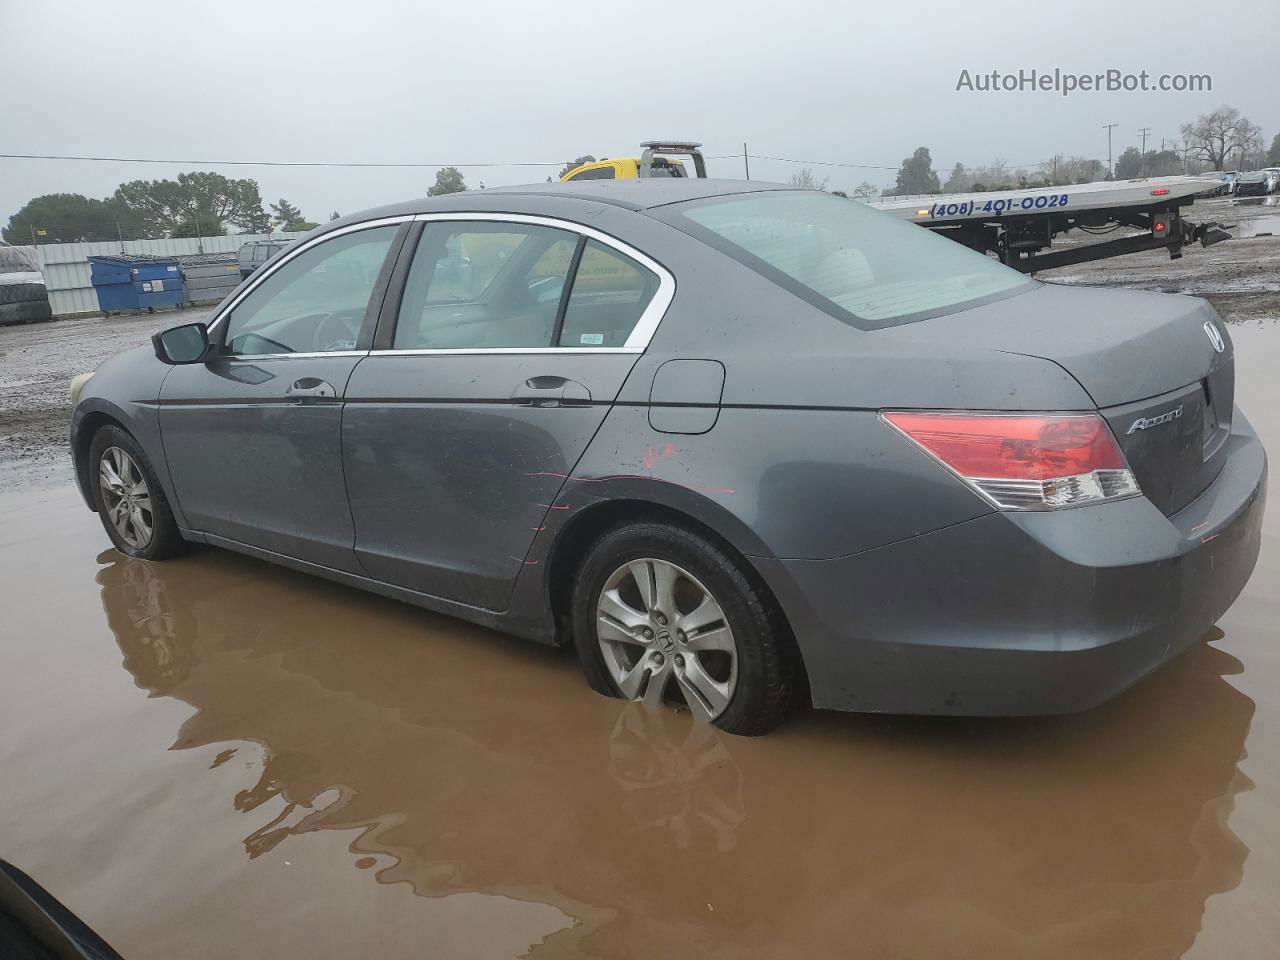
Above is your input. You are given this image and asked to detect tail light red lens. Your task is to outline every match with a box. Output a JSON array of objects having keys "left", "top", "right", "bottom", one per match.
[{"left": 882, "top": 412, "right": 1140, "bottom": 510}]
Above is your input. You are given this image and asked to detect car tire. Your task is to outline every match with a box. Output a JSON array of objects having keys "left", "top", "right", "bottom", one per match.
[
  {"left": 571, "top": 521, "right": 797, "bottom": 736},
  {"left": 88, "top": 425, "right": 186, "bottom": 561}
]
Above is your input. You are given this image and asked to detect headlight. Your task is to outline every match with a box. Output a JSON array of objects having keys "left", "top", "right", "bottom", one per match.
[{"left": 69, "top": 372, "right": 94, "bottom": 409}]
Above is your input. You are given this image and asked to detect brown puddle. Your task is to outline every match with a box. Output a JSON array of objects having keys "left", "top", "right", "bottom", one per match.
[{"left": 3, "top": 323, "right": 1280, "bottom": 958}]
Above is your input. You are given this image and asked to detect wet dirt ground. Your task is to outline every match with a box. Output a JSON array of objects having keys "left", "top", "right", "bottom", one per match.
[{"left": 2, "top": 210, "right": 1280, "bottom": 958}]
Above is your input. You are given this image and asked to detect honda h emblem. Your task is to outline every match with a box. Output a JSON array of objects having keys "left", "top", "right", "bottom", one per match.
[{"left": 1203, "top": 320, "right": 1225, "bottom": 353}]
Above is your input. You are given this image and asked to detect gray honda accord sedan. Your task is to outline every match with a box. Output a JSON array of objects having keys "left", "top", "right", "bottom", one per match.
[{"left": 69, "top": 179, "right": 1266, "bottom": 735}]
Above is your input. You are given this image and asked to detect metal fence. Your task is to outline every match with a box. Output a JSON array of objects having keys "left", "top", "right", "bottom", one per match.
[{"left": 36, "top": 233, "right": 305, "bottom": 317}]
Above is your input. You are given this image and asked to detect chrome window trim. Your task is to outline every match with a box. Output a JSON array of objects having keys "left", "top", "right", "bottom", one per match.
[
  {"left": 205, "top": 211, "right": 676, "bottom": 357},
  {"left": 222, "top": 350, "right": 369, "bottom": 361},
  {"left": 369, "top": 347, "right": 640, "bottom": 357},
  {"left": 407, "top": 212, "right": 674, "bottom": 352},
  {"left": 205, "top": 216, "right": 415, "bottom": 338}
]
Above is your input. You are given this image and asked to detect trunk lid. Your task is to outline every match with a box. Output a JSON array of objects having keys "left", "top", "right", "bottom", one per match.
[{"left": 886, "top": 283, "right": 1234, "bottom": 515}]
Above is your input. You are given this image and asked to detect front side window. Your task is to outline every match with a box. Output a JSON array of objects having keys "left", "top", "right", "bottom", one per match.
[
  {"left": 669, "top": 191, "right": 1033, "bottom": 329},
  {"left": 224, "top": 226, "right": 398, "bottom": 355},
  {"left": 394, "top": 222, "right": 578, "bottom": 349}
]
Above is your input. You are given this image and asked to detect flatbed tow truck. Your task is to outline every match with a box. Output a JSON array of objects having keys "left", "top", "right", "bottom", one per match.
[
  {"left": 870, "top": 176, "right": 1230, "bottom": 272},
  {"left": 562, "top": 145, "right": 1231, "bottom": 271}
]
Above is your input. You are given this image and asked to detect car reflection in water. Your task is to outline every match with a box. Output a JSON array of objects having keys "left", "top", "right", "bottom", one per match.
[{"left": 96, "top": 547, "right": 1254, "bottom": 958}]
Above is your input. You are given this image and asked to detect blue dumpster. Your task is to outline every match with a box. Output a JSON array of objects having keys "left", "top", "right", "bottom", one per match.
[{"left": 88, "top": 255, "right": 185, "bottom": 314}]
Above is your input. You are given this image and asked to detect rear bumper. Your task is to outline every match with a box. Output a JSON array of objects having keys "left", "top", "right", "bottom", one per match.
[{"left": 760, "top": 410, "right": 1267, "bottom": 715}]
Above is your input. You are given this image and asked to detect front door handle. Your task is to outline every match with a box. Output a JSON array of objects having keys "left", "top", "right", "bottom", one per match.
[
  {"left": 287, "top": 377, "right": 337, "bottom": 400},
  {"left": 509, "top": 376, "right": 592, "bottom": 408}
]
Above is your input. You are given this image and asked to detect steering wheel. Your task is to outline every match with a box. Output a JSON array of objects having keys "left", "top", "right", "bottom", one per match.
[{"left": 314, "top": 309, "right": 364, "bottom": 352}]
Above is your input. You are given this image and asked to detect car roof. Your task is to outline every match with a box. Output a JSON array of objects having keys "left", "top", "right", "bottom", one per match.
[{"left": 341, "top": 179, "right": 795, "bottom": 221}]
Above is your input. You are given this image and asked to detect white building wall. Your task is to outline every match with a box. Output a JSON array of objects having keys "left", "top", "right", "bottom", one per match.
[{"left": 36, "top": 233, "right": 306, "bottom": 317}]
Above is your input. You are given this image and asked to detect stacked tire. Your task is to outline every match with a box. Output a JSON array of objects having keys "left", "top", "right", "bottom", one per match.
[
  {"left": 0, "top": 280, "right": 53, "bottom": 325},
  {"left": 0, "top": 245, "right": 51, "bottom": 325}
]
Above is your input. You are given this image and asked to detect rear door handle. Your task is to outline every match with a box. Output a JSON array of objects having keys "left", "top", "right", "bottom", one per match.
[
  {"left": 287, "top": 377, "right": 337, "bottom": 400},
  {"left": 509, "top": 376, "right": 592, "bottom": 408}
]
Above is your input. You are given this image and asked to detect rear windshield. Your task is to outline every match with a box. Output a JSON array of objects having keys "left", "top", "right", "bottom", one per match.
[{"left": 667, "top": 191, "right": 1034, "bottom": 329}]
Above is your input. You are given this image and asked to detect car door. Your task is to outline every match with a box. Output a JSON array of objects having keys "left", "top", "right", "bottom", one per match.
[
  {"left": 159, "top": 220, "right": 407, "bottom": 571},
  {"left": 342, "top": 214, "right": 673, "bottom": 610}
]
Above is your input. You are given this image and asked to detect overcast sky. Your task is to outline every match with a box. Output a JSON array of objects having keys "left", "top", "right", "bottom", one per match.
[{"left": 3, "top": 0, "right": 1276, "bottom": 227}]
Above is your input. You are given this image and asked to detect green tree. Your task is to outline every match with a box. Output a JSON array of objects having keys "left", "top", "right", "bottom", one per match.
[
  {"left": 558, "top": 155, "right": 596, "bottom": 179},
  {"left": 270, "top": 198, "right": 303, "bottom": 226},
  {"left": 942, "top": 163, "right": 972, "bottom": 192},
  {"left": 171, "top": 215, "right": 225, "bottom": 239},
  {"left": 427, "top": 167, "right": 467, "bottom": 196},
  {"left": 269, "top": 198, "right": 319, "bottom": 231},
  {"left": 893, "top": 147, "right": 940, "bottom": 195},
  {"left": 1114, "top": 146, "right": 1144, "bottom": 179},
  {"left": 329, "top": 210, "right": 341, "bottom": 221},
  {"left": 113, "top": 172, "right": 267, "bottom": 235},
  {"left": 1267, "top": 133, "right": 1280, "bottom": 166},
  {"left": 2, "top": 193, "right": 144, "bottom": 243}
]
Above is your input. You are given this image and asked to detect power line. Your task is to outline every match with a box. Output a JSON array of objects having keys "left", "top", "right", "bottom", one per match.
[
  {"left": 0, "top": 150, "right": 1057, "bottom": 178},
  {"left": 0, "top": 152, "right": 569, "bottom": 168},
  {"left": 743, "top": 153, "right": 899, "bottom": 171}
]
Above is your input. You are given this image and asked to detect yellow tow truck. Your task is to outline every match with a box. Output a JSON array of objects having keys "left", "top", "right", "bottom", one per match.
[{"left": 560, "top": 141, "right": 708, "bottom": 182}]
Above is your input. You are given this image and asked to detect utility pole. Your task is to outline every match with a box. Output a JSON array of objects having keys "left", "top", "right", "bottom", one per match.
[
  {"left": 743, "top": 142, "right": 750, "bottom": 181},
  {"left": 1103, "top": 123, "right": 1119, "bottom": 178},
  {"left": 1137, "top": 127, "right": 1152, "bottom": 175}
]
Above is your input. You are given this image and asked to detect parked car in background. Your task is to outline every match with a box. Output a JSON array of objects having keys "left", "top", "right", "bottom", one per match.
[
  {"left": 1197, "top": 171, "right": 1234, "bottom": 197},
  {"left": 237, "top": 239, "right": 294, "bottom": 279},
  {"left": 1234, "top": 172, "right": 1271, "bottom": 197},
  {"left": 69, "top": 180, "right": 1266, "bottom": 735},
  {"left": 1260, "top": 168, "right": 1280, "bottom": 194}
]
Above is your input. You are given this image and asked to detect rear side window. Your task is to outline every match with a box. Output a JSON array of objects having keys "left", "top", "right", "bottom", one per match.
[
  {"left": 670, "top": 191, "right": 1032, "bottom": 329},
  {"left": 391, "top": 224, "right": 660, "bottom": 350},
  {"left": 558, "top": 240, "right": 658, "bottom": 347},
  {"left": 393, "top": 222, "right": 578, "bottom": 349}
]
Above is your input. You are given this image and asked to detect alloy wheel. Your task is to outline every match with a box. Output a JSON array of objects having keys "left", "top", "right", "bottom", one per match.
[
  {"left": 98, "top": 446, "right": 154, "bottom": 549},
  {"left": 596, "top": 558, "right": 738, "bottom": 722}
]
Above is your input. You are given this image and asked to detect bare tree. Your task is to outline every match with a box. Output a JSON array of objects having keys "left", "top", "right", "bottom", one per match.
[
  {"left": 1180, "top": 106, "right": 1262, "bottom": 170},
  {"left": 967, "top": 158, "right": 1015, "bottom": 191},
  {"left": 789, "top": 168, "right": 828, "bottom": 191},
  {"left": 852, "top": 181, "right": 880, "bottom": 201}
]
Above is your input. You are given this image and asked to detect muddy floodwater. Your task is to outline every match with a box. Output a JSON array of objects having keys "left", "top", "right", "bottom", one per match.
[{"left": 3, "top": 299, "right": 1280, "bottom": 958}]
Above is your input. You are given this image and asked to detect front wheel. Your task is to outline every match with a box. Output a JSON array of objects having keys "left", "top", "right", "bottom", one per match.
[
  {"left": 571, "top": 522, "right": 797, "bottom": 736},
  {"left": 89, "top": 425, "right": 185, "bottom": 560}
]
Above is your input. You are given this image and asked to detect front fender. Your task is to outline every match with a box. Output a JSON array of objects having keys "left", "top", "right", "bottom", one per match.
[{"left": 70, "top": 347, "right": 184, "bottom": 527}]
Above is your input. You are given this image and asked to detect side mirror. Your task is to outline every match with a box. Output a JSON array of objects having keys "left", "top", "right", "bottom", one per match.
[{"left": 152, "top": 322, "right": 210, "bottom": 364}]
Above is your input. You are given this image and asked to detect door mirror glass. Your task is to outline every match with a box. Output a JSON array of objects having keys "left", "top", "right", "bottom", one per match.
[{"left": 152, "top": 322, "right": 209, "bottom": 364}]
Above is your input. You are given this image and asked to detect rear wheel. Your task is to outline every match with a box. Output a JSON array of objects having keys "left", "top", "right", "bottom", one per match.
[
  {"left": 89, "top": 425, "right": 185, "bottom": 561},
  {"left": 572, "top": 522, "right": 796, "bottom": 736}
]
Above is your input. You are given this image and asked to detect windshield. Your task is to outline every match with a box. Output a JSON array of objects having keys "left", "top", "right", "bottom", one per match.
[{"left": 669, "top": 190, "right": 1034, "bottom": 329}]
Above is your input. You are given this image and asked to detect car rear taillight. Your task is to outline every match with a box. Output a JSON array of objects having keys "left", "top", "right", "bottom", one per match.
[{"left": 882, "top": 412, "right": 1141, "bottom": 510}]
